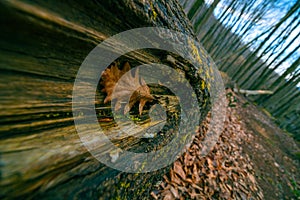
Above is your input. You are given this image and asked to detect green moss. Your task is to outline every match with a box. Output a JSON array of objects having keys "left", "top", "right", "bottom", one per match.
[
  {"left": 187, "top": 39, "right": 213, "bottom": 94},
  {"left": 290, "top": 177, "right": 300, "bottom": 198},
  {"left": 150, "top": 2, "right": 157, "bottom": 21},
  {"left": 260, "top": 108, "right": 273, "bottom": 118},
  {"left": 120, "top": 182, "right": 130, "bottom": 189},
  {"left": 188, "top": 38, "right": 203, "bottom": 66},
  {"left": 200, "top": 80, "right": 206, "bottom": 90},
  {"left": 294, "top": 152, "right": 300, "bottom": 160}
]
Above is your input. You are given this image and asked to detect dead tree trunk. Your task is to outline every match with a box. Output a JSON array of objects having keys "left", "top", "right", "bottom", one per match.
[{"left": 0, "top": 0, "right": 213, "bottom": 199}]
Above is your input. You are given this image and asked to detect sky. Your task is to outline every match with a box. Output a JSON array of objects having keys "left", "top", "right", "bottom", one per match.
[{"left": 204, "top": 0, "right": 300, "bottom": 84}]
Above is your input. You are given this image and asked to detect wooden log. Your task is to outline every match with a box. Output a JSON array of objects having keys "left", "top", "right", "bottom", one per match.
[
  {"left": 0, "top": 0, "right": 213, "bottom": 199},
  {"left": 233, "top": 88, "right": 274, "bottom": 96}
]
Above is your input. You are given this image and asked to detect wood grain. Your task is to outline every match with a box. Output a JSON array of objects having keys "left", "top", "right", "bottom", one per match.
[{"left": 0, "top": 0, "right": 211, "bottom": 199}]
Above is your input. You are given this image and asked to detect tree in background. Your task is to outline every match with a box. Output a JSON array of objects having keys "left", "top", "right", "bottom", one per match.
[{"left": 180, "top": 0, "right": 300, "bottom": 140}]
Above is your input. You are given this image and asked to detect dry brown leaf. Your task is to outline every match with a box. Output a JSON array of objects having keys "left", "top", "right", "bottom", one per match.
[
  {"left": 174, "top": 161, "right": 186, "bottom": 180},
  {"left": 192, "top": 164, "right": 200, "bottom": 183},
  {"left": 184, "top": 152, "right": 194, "bottom": 166},
  {"left": 185, "top": 178, "right": 194, "bottom": 184},
  {"left": 163, "top": 175, "right": 171, "bottom": 185},
  {"left": 206, "top": 158, "right": 215, "bottom": 170},
  {"left": 162, "top": 191, "right": 175, "bottom": 200},
  {"left": 170, "top": 186, "right": 179, "bottom": 199},
  {"left": 188, "top": 188, "right": 201, "bottom": 199},
  {"left": 101, "top": 62, "right": 154, "bottom": 115},
  {"left": 170, "top": 170, "right": 182, "bottom": 185},
  {"left": 191, "top": 183, "right": 203, "bottom": 191},
  {"left": 248, "top": 174, "right": 256, "bottom": 184},
  {"left": 150, "top": 191, "right": 159, "bottom": 200}
]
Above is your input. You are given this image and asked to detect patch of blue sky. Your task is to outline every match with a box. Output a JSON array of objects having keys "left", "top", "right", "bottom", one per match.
[{"left": 205, "top": 0, "right": 299, "bottom": 85}]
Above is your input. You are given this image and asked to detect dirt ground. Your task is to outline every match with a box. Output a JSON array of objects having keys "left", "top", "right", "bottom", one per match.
[{"left": 234, "top": 93, "right": 300, "bottom": 199}]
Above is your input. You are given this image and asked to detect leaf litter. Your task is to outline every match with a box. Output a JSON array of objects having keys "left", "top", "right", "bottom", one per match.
[{"left": 151, "top": 92, "right": 264, "bottom": 200}]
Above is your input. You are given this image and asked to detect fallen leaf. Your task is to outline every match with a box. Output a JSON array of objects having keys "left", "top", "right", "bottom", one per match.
[
  {"left": 173, "top": 161, "right": 186, "bottom": 180},
  {"left": 101, "top": 62, "right": 154, "bottom": 115}
]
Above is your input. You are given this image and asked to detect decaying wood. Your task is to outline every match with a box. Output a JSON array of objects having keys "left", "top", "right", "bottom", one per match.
[
  {"left": 220, "top": 71, "right": 273, "bottom": 96},
  {"left": 0, "top": 0, "right": 212, "bottom": 199},
  {"left": 233, "top": 88, "right": 274, "bottom": 96}
]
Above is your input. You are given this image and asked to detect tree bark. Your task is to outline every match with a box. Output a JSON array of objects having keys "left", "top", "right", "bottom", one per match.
[{"left": 0, "top": 0, "right": 212, "bottom": 199}]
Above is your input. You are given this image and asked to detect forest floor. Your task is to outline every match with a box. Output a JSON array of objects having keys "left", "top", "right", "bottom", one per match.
[
  {"left": 235, "top": 92, "right": 300, "bottom": 200},
  {"left": 152, "top": 90, "right": 300, "bottom": 200}
]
